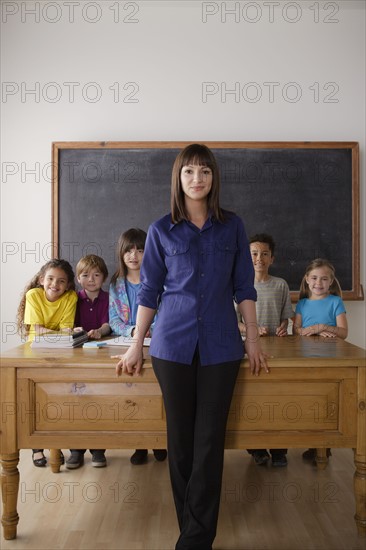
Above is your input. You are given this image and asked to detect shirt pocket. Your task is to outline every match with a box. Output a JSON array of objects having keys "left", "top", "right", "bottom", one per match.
[
  {"left": 163, "top": 242, "right": 193, "bottom": 278},
  {"left": 214, "top": 240, "right": 237, "bottom": 276}
]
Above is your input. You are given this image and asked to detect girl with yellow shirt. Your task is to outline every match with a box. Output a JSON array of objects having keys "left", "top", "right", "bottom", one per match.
[{"left": 17, "top": 259, "right": 77, "bottom": 467}]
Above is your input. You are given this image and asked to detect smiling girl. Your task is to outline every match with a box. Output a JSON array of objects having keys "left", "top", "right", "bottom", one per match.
[
  {"left": 109, "top": 228, "right": 166, "bottom": 466},
  {"left": 17, "top": 258, "right": 77, "bottom": 342},
  {"left": 109, "top": 228, "right": 150, "bottom": 339},
  {"left": 17, "top": 259, "right": 77, "bottom": 467},
  {"left": 294, "top": 258, "right": 348, "bottom": 463},
  {"left": 294, "top": 258, "right": 348, "bottom": 339}
]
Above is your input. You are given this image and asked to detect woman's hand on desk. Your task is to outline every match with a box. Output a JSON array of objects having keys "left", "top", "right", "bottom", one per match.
[
  {"left": 244, "top": 338, "right": 270, "bottom": 376},
  {"left": 112, "top": 343, "right": 144, "bottom": 377}
]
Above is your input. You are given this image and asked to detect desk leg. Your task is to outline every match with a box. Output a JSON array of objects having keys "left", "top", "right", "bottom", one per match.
[
  {"left": 49, "top": 449, "right": 62, "bottom": 473},
  {"left": 315, "top": 448, "right": 329, "bottom": 470},
  {"left": 0, "top": 452, "right": 20, "bottom": 540},
  {"left": 354, "top": 452, "right": 366, "bottom": 536}
]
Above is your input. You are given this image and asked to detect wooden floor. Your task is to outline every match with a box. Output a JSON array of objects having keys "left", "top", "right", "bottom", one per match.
[{"left": 1, "top": 448, "right": 365, "bottom": 550}]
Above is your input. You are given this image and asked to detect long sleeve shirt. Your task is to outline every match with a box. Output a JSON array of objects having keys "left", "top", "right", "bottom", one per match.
[
  {"left": 137, "top": 211, "right": 256, "bottom": 366},
  {"left": 109, "top": 277, "right": 156, "bottom": 336},
  {"left": 109, "top": 277, "right": 135, "bottom": 337}
]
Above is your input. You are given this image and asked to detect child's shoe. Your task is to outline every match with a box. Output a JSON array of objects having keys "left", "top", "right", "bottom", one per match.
[
  {"left": 91, "top": 450, "right": 107, "bottom": 468},
  {"left": 153, "top": 449, "right": 167, "bottom": 462},
  {"left": 66, "top": 450, "right": 84, "bottom": 469},
  {"left": 302, "top": 448, "right": 316, "bottom": 460},
  {"left": 250, "top": 449, "right": 270, "bottom": 465},
  {"left": 130, "top": 449, "right": 148, "bottom": 465},
  {"left": 271, "top": 452, "right": 288, "bottom": 467},
  {"left": 302, "top": 448, "right": 331, "bottom": 463},
  {"left": 32, "top": 450, "right": 47, "bottom": 467}
]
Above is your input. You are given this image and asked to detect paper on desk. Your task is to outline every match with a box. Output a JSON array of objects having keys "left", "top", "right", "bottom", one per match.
[{"left": 104, "top": 335, "right": 151, "bottom": 347}]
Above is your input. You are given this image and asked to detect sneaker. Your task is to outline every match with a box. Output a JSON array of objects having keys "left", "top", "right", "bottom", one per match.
[
  {"left": 66, "top": 451, "right": 84, "bottom": 469},
  {"left": 251, "top": 450, "right": 270, "bottom": 466},
  {"left": 153, "top": 449, "right": 167, "bottom": 462},
  {"left": 130, "top": 449, "right": 148, "bottom": 465},
  {"left": 91, "top": 451, "right": 107, "bottom": 468},
  {"left": 272, "top": 453, "right": 288, "bottom": 467}
]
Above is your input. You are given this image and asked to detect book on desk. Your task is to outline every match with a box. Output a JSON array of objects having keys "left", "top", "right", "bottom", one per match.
[{"left": 31, "top": 330, "right": 89, "bottom": 348}]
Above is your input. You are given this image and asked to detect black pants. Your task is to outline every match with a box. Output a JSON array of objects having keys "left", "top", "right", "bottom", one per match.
[{"left": 152, "top": 351, "right": 240, "bottom": 550}]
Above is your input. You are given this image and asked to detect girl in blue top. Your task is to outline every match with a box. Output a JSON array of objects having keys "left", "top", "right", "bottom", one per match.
[
  {"left": 113, "top": 144, "right": 268, "bottom": 550},
  {"left": 295, "top": 258, "right": 348, "bottom": 339},
  {"left": 109, "top": 228, "right": 148, "bottom": 338},
  {"left": 109, "top": 228, "right": 166, "bottom": 466},
  {"left": 295, "top": 258, "right": 348, "bottom": 463}
]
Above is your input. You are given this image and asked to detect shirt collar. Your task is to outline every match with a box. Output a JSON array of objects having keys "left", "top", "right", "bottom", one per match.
[
  {"left": 78, "top": 289, "right": 89, "bottom": 300},
  {"left": 79, "top": 289, "right": 102, "bottom": 301},
  {"left": 169, "top": 211, "right": 215, "bottom": 232}
]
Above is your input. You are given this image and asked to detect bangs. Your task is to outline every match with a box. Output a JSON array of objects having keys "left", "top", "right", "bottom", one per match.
[
  {"left": 124, "top": 238, "right": 145, "bottom": 252},
  {"left": 76, "top": 255, "right": 108, "bottom": 278},
  {"left": 121, "top": 228, "right": 147, "bottom": 253},
  {"left": 179, "top": 144, "right": 215, "bottom": 170}
]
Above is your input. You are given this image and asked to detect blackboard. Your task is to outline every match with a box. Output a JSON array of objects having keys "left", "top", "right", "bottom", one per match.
[{"left": 52, "top": 141, "right": 363, "bottom": 301}]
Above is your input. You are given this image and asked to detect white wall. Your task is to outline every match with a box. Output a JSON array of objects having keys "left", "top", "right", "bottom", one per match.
[{"left": 1, "top": 0, "right": 365, "bottom": 351}]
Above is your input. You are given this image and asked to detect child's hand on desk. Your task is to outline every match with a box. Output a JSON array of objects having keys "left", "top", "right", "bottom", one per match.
[
  {"left": 112, "top": 343, "right": 144, "bottom": 377},
  {"left": 275, "top": 320, "right": 288, "bottom": 337},
  {"left": 299, "top": 324, "right": 339, "bottom": 338},
  {"left": 88, "top": 328, "right": 102, "bottom": 339},
  {"left": 319, "top": 328, "right": 337, "bottom": 338},
  {"left": 258, "top": 326, "right": 269, "bottom": 336}
]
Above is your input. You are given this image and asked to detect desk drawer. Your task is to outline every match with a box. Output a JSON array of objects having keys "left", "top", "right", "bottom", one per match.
[
  {"left": 18, "top": 379, "right": 166, "bottom": 433},
  {"left": 227, "top": 379, "right": 354, "bottom": 431}
]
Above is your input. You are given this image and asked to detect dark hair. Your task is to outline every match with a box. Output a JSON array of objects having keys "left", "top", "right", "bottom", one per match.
[
  {"left": 249, "top": 233, "right": 275, "bottom": 255},
  {"left": 299, "top": 258, "right": 342, "bottom": 299},
  {"left": 171, "top": 143, "right": 224, "bottom": 223},
  {"left": 111, "top": 228, "right": 147, "bottom": 285},
  {"left": 76, "top": 254, "right": 108, "bottom": 281},
  {"left": 17, "top": 259, "right": 75, "bottom": 336}
]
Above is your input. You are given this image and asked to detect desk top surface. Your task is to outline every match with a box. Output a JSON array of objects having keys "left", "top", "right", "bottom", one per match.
[{"left": 1, "top": 337, "right": 365, "bottom": 369}]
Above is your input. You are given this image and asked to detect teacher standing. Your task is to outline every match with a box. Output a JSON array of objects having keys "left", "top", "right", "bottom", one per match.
[{"left": 114, "top": 143, "right": 269, "bottom": 550}]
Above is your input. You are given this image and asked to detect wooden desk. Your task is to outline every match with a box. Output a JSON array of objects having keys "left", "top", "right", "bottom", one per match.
[{"left": 1, "top": 337, "right": 365, "bottom": 540}]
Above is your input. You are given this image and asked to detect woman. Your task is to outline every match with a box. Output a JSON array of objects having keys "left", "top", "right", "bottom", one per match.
[{"left": 113, "top": 144, "right": 269, "bottom": 550}]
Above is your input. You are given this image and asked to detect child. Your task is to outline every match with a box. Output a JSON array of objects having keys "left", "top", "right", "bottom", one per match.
[
  {"left": 66, "top": 254, "right": 111, "bottom": 470},
  {"left": 237, "top": 233, "right": 293, "bottom": 466},
  {"left": 294, "top": 258, "right": 348, "bottom": 462},
  {"left": 109, "top": 228, "right": 167, "bottom": 465},
  {"left": 294, "top": 258, "right": 348, "bottom": 339},
  {"left": 17, "top": 259, "right": 78, "bottom": 467}
]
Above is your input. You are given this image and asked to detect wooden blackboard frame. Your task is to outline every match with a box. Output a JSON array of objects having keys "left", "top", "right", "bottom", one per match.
[{"left": 52, "top": 141, "right": 363, "bottom": 301}]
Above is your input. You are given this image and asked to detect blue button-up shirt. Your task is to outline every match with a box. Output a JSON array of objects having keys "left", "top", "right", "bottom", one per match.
[{"left": 137, "top": 210, "right": 256, "bottom": 366}]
